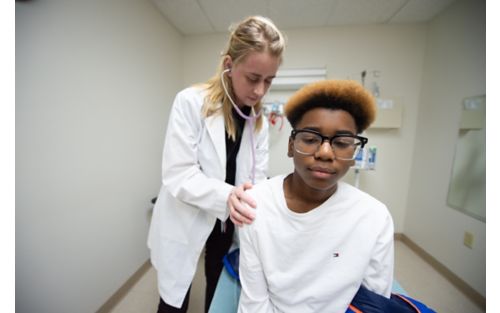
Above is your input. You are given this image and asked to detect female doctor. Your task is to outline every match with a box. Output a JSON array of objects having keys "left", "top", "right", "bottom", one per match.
[{"left": 147, "top": 16, "right": 286, "bottom": 313}]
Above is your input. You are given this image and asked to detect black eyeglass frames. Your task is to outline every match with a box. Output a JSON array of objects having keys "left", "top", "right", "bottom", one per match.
[{"left": 290, "top": 129, "right": 368, "bottom": 160}]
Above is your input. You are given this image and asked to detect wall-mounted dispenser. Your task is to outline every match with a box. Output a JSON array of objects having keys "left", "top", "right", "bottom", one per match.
[{"left": 353, "top": 146, "right": 377, "bottom": 189}]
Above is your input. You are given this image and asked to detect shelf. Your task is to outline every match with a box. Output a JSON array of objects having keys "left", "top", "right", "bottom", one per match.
[{"left": 270, "top": 67, "right": 327, "bottom": 91}]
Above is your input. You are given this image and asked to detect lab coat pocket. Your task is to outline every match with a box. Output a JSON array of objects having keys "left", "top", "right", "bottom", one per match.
[{"left": 163, "top": 197, "right": 200, "bottom": 244}]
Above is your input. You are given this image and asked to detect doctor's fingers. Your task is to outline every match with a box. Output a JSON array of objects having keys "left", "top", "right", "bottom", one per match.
[
  {"left": 228, "top": 195, "right": 255, "bottom": 225},
  {"left": 230, "top": 204, "right": 254, "bottom": 226},
  {"left": 233, "top": 185, "right": 256, "bottom": 208},
  {"left": 229, "top": 190, "right": 256, "bottom": 219}
]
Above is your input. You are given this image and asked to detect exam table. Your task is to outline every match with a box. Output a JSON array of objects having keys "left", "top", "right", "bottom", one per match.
[{"left": 208, "top": 264, "right": 408, "bottom": 312}]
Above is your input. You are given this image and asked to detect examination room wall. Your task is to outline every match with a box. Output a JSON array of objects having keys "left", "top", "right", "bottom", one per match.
[
  {"left": 405, "top": 0, "right": 485, "bottom": 297},
  {"left": 182, "top": 24, "right": 427, "bottom": 235},
  {"left": 182, "top": 2, "right": 485, "bottom": 298},
  {"left": 16, "top": 1, "right": 182, "bottom": 313}
]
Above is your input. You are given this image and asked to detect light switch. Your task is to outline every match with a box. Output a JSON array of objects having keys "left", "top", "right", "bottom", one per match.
[{"left": 463, "top": 231, "right": 474, "bottom": 249}]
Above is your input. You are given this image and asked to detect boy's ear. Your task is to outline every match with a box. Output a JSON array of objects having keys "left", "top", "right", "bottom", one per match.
[{"left": 287, "top": 137, "right": 294, "bottom": 157}]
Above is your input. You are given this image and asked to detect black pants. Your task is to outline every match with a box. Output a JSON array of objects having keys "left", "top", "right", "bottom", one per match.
[
  {"left": 157, "top": 219, "right": 234, "bottom": 313},
  {"left": 157, "top": 288, "right": 191, "bottom": 313},
  {"left": 204, "top": 219, "right": 235, "bottom": 312}
]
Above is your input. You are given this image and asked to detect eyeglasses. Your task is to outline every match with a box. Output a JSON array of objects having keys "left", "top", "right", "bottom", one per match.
[{"left": 291, "top": 129, "right": 368, "bottom": 160}]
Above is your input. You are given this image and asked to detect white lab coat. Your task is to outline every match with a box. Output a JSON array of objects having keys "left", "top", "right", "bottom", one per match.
[{"left": 147, "top": 86, "right": 269, "bottom": 308}]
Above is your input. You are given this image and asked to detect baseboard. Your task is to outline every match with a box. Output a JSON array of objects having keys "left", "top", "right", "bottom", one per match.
[
  {"left": 394, "top": 232, "right": 404, "bottom": 241},
  {"left": 96, "top": 259, "right": 153, "bottom": 313},
  {"left": 396, "top": 233, "right": 486, "bottom": 311}
]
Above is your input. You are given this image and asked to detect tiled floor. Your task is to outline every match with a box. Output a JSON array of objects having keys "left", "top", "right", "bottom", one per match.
[{"left": 109, "top": 240, "right": 485, "bottom": 313}]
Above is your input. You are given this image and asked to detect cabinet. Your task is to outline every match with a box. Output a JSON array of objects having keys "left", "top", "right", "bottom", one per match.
[{"left": 370, "top": 97, "right": 403, "bottom": 129}]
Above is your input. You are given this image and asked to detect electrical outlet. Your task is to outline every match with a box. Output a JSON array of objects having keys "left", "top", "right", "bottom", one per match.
[{"left": 463, "top": 231, "right": 474, "bottom": 249}]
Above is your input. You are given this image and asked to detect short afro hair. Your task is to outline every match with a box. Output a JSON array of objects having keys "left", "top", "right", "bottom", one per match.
[{"left": 284, "top": 80, "right": 376, "bottom": 133}]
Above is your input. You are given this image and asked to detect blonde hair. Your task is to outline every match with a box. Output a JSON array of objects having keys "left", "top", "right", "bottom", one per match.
[{"left": 202, "top": 16, "right": 286, "bottom": 140}]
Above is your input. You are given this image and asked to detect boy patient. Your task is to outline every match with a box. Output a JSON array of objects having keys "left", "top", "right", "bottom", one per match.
[{"left": 237, "top": 80, "right": 394, "bottom": 313}]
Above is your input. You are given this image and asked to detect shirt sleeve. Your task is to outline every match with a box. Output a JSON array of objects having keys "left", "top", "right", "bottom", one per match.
[
  {"left": 362, "top": 210, "right": 395, "bottom": 298},
  {"left": 161, "top": 89, "right": 233, "bottom": 221},
  {"left": 237, "top": 223, "right": 278, "bottom": 313}
]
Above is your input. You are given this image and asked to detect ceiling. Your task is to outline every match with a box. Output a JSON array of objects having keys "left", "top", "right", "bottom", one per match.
[{"left": 151, "top": 0, "right": 457, "bottom": 36}]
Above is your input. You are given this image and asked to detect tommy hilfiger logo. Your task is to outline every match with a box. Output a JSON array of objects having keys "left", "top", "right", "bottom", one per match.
[{"left": 332, "top": 252, "right": 340, "bottom": 258}]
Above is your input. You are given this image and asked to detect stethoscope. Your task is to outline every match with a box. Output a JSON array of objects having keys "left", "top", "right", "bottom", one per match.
[{"left": 221, "top": 68, "right": 261, "bottom": 184}]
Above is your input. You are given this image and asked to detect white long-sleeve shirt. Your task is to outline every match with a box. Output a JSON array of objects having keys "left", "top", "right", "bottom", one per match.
[{"left": 238, "top": 175, "right": 394, "bottom": 313}]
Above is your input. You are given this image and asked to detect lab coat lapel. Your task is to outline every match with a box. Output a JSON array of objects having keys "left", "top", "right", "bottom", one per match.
[{"left": 205, "top": 114, "right": 226, "bottom": 170}]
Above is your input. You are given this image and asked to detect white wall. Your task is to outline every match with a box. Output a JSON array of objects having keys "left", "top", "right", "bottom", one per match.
[
  {"left": 15, "top": 1, "right": 182, "bottom": 312},
  {"left": 405, "top": 0, "right": 486, "bottom": 296},
  {"left": 16, "top": 1, "right": 485, "bottom": 311},
  {"left": 183, "top": 9, "right": 486, "bottom": 297},
  {"left": 183, "top": 25, "right": 427, "bottom": 233}
]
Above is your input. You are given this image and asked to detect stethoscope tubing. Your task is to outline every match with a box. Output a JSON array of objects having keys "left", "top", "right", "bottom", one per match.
[{"left": 220, "top": 69, "right": 261, "bottom": 184}]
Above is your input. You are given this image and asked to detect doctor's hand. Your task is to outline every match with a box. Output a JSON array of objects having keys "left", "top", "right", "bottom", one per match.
[{"left": 228, "top": 182, "right": 256, "bottom": 227}]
